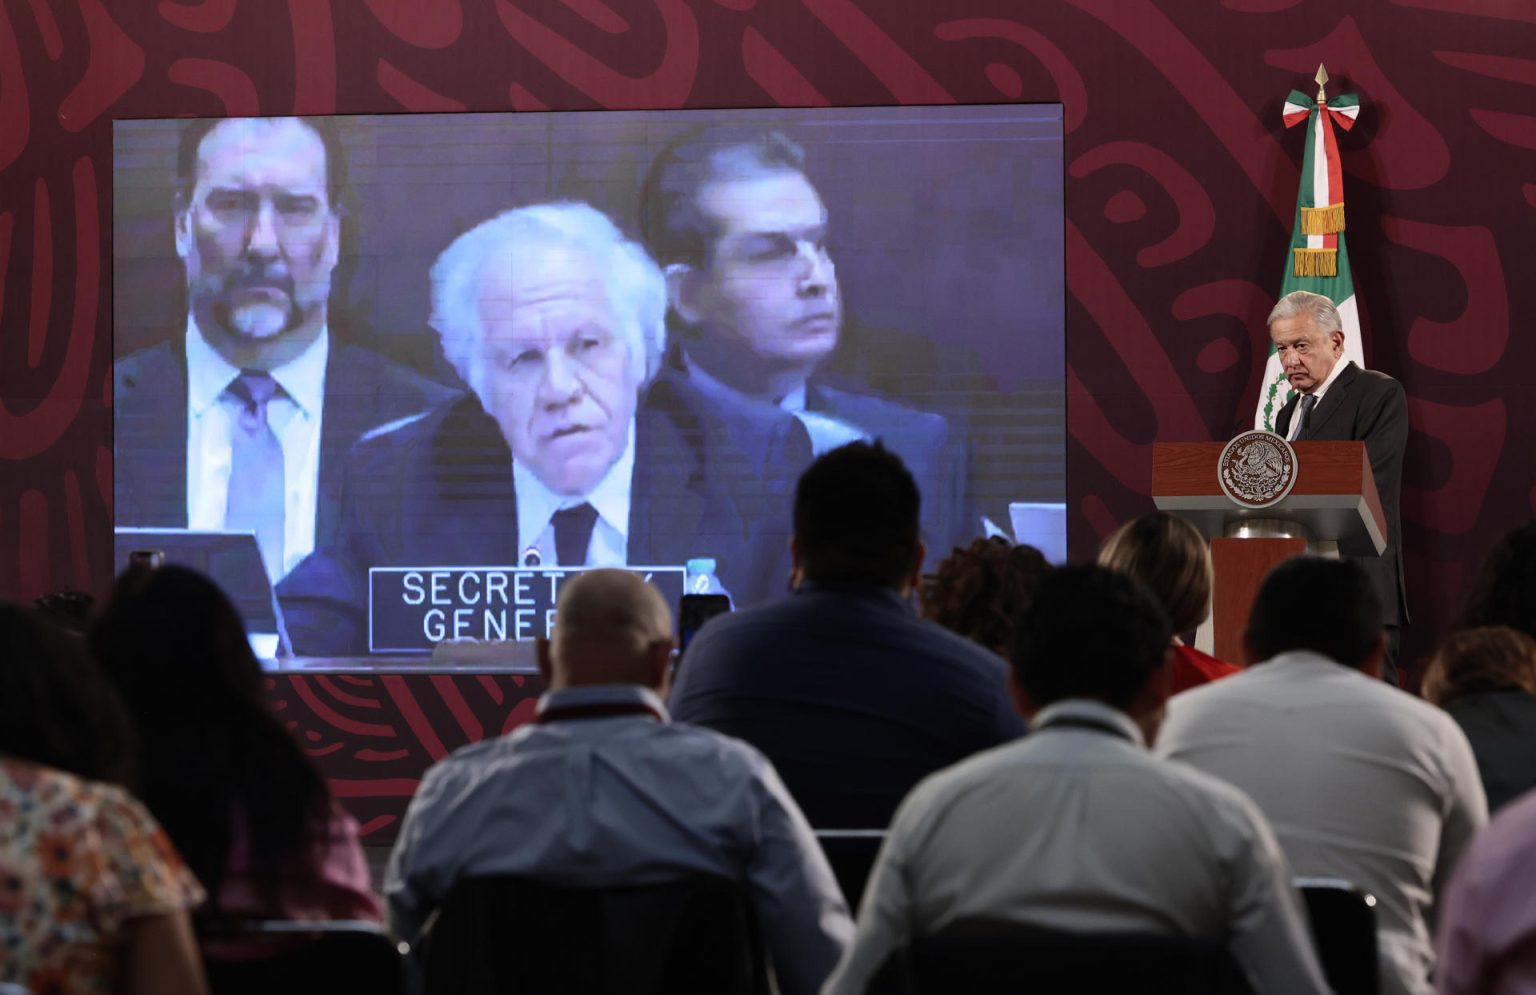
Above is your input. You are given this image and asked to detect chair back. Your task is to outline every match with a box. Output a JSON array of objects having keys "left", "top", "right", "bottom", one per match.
[
  {"left": 418, "top": 873, "right": 769, "bottom": 995},
  {"left": 814, "top": 829, "right": 886, "bottom": 909},
  {"left": 1295, "top": 877, "right": 1379, "bottom": 995},
  {"left": 870, "top": 918, "right": 1253, "bottom": 994},
  {"left": 198, "top": 919, "right": 404, "bottom": 995}
]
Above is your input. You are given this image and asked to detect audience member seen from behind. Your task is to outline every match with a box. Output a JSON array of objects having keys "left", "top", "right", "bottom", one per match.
[
  {"left": 1097, "top": 512, "right": 1240, "bottom": 694},
  {"left": 669, "top": 442, "right": 1025, "bottom": 829},
  {"left": 920, "top": 537, "right": 1049, "bottom": 657},
  {"left": 1158, "top": 557, "right": 1488, "bottom": 995},
  {"left": 1422, "top": 626, "right": 1536, "bottom": 812},
  {"left": 385, "top": 570, "right": 851, "bottom": 994},
  {"left": 0, "top": 604, "right": 207, "bottom": 995},
  {"left": 1435, "top": 786, "right": 1536, "bottom": 995},
  {"left": 823, "top": 565, "right": 1330, "bottom": 995},
  {"left": 1463, "top": 521, "right": 1536, "bottom": 639},
  {"left": 89, "top": 567, "right": 380, "bottom": 933}
]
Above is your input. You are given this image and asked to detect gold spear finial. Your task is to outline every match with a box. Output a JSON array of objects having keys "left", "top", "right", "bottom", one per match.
[{"left": 1315, "top": 63, "right": 1329, "bottom": 102}]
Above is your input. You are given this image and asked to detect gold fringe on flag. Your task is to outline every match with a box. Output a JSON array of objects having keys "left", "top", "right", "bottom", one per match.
[
  {"left": 1293, "top": 247, "right": 1338, "bottom": 277},
  {"left": 1300, "top": 203, "right": 1346, "bottom": 235}
]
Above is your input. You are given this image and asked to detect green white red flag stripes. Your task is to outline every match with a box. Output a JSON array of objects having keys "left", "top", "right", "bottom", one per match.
[{"left": 1255, "top": 88, "right": 1366, "bottom": 431}]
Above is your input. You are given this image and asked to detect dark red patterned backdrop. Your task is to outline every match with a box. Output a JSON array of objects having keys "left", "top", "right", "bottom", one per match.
[{"left": 3, "top": 0, "right": 1532, "bottom": 837}]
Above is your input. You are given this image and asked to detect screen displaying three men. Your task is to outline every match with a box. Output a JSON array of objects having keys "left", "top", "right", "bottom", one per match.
[{"left": 112, "top": 106, "right": 1065, "bottom": 656}]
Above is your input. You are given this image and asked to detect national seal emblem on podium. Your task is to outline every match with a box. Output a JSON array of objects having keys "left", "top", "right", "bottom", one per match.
[{"left": 1217, "top": 431, "right": 1298, "bottom": 509}]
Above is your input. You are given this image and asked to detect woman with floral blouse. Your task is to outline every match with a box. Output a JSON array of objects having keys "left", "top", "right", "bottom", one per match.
[{"left": 0, "top": 604, "right": 207, "bottom": 995}]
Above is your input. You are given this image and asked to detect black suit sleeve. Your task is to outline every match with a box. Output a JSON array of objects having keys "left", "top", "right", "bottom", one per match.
[
  {"left": 1352, "top": 373, "right": 1410, "bottom": 624},
  {"left": 1357, "top": 377, "right": 1409, "bottom": 484},
  {"left": 278, "top": 441, "right": 396, "bottom": 656}
]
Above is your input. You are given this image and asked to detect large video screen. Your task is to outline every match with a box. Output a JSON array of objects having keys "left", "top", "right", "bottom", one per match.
[{"left": 113, "top": 106, "right": 1064, "bottom": 658}]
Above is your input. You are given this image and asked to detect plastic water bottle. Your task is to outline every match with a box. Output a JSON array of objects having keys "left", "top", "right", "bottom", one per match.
[{"left": 685, "top": 557, "right": 733, "bottom": 604}]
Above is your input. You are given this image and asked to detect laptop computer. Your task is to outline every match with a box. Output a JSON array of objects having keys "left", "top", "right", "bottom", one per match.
[
  {"left": 112, "top": 528, "right": 290, "bottom": 659},
  {"left": 1008, "top": 502, "right": 1068, "bottom": 564}
]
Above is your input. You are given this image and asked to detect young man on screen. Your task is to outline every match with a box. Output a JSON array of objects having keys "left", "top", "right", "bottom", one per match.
[
  {"left": 277, "top": 202, "right": 808, "bottom": 654},
  {"left": 640, "top": 126, "right": 972, "bottom": 558},
  {"left": 114, "top": 117, "right": 455, "bottom": 582}
]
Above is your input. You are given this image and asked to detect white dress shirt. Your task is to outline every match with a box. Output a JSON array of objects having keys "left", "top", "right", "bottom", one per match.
[
  {"left": 1158, "top": 652, "right": 1489, "bottom": 995},
  {"left": 1286, "top": 355, "right": 1349, "bottom": 440},
  {"left": 512, "top": 419, "right": 634, "bottom": 566},
  {"left": 185, "top": 319, "right": 327, "bottom": 579},
  {"left": 385, "top": 684, "right": 852, "bottom": 995},
  {"left": 681, "top": 353, "right": 864, "bottom": 455},
  {"left": 823, "top": 699, "right": 1331, "bottom": 995}
]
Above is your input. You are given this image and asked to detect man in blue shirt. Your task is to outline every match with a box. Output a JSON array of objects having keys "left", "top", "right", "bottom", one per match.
[
  {"left": 669, "top": 442, "right": 1025, "bottom": 829},
  {"left": 385, "top": 569, "right": 850, "bottom": 994}
]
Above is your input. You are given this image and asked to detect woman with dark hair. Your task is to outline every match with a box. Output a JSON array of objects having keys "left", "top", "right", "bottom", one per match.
[
  {"left": 920, "top": 537, "right": 1050, "bottom": 656},
  {"left": 1097, "top": 512, "right": 1241, "bottom": 695},
  {"left": 0, "top": 603, "right": 207, "bottom": 994},
  {"left": 89, "top": 566, "right": 379, "bottom": 929},
  {"left": 1463, "top": 521, "right": 1536, "bottom": 638},
  {"left": 1422, "top": 625, "right": 1536, "bottom": 812}
]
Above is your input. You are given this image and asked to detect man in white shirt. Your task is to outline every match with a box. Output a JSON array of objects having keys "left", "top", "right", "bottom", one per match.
[
  {"left": 277, "top": 202, "right": 807, "bottom": 653},
  {"left": 385, "top": 569, "right": 851, "bottom": 994},
  {"left": 114, "top": 117, "right": 454, "bottom": 581},
  {"left": 824, "top": 564, "right": 1330, "bottom": 995},
  {"left": 1158, "top": 556, "right": 1488, "bottom": 995}
]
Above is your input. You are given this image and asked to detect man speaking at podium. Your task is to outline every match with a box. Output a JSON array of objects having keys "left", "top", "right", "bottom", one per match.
[
  {"left": 278, "top": 202, "right": 808, "bottom": 655},
  {"left": 1267, "top": 290, "right": 1408, "bottom": 679}
]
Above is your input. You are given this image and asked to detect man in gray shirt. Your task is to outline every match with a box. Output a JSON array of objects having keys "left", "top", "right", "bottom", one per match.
[
  {"left": 1158, "top": 557, "right": 1487, "bottom": 995},
  {"left": 824, "top": 565, "right": 1330, "bottom": 995},
  {"left": 385, "top": 570, "right": 851, "bottom": 994}
]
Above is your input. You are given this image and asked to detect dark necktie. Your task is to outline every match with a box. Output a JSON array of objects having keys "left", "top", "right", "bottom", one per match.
[
  {"left": 552, "top": 503, "right": 599, "bottom": 566},
  {"left": 1297, "top": 393, "right": 1318, "bottom": 439},
  {"left": 224, "top": 371, "right": 286, "bottom": 579}
]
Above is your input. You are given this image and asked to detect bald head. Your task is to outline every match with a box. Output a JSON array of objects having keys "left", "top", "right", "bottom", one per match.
[{"left": 540, "top": 570, "right": 675, "bottom": 689}]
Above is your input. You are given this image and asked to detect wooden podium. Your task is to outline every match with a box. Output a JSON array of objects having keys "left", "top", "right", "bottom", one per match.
[{"left": 1151, "top": 441, "right": 1387, "bottom": 663}]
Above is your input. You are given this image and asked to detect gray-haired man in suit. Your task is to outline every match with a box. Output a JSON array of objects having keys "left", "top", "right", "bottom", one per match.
[{"left": 1269, "top": 289, "right": 1409, "bottom": 681}]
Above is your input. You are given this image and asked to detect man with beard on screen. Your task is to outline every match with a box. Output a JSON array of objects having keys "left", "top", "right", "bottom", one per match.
[
  {"left": 114, "top": 117, "right": 455, "bottom": 582},
  {"left": 640, "top": 126, "right": 973, "bottom": 559},
  {"left": 277, "top": 202, "right": 807, "bottom": 655}
]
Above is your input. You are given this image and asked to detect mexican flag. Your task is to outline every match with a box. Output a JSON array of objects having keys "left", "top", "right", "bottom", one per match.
[{"left": 1254, "top": 86, "right": 1365, "bottom": 431}]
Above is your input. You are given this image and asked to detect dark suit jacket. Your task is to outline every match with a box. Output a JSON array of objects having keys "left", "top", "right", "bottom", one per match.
[
  {"left": 114, "top": 336, "right": 459, "bottom": 549},
  {"left": 808, "top": 384, "right": 974, "bottom": 560},
  {"left": 1442, "top": 689, "right": 1536, "bottom": 813},
  {"left": 1275, "top": 362, "right": 1409, "bottom": 624},
  {"left": 277, "top": 370, "right": 809, "bottom": 655},
  {"left": 669, "top": 581, "right": 1027, "bottom": 829}
]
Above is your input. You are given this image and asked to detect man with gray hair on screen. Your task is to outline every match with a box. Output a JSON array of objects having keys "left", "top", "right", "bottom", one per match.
[{"left": 278, "top": 202, "right": 807, "bottom": 654}]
